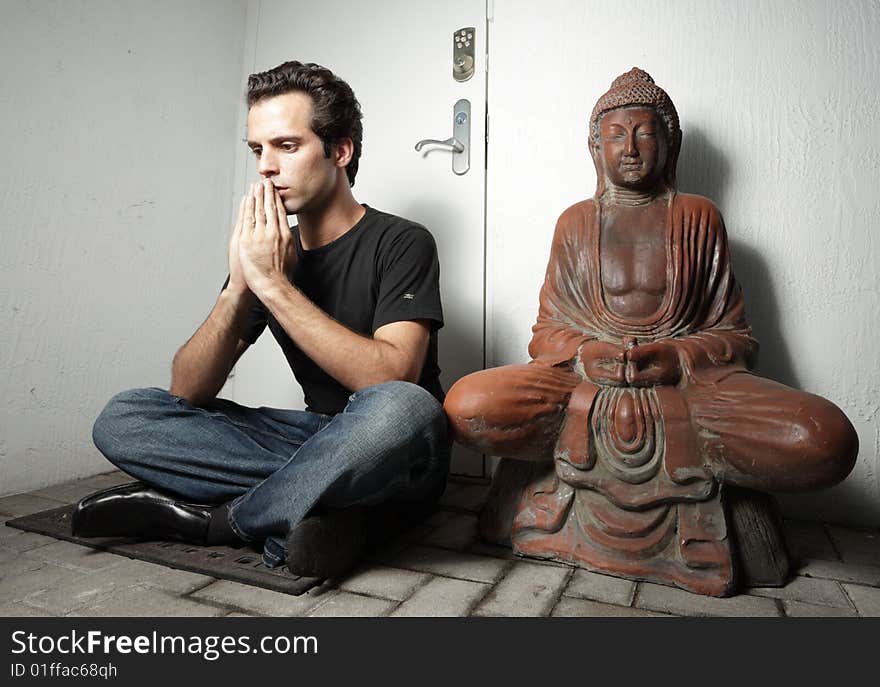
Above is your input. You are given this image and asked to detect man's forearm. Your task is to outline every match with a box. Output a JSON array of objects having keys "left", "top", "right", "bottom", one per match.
[
  {"left": 258, "top": 280, "right": 418, "bottom": 391},
  {"left": 170, "top": 289, "right": 255, "bottom": 405}
]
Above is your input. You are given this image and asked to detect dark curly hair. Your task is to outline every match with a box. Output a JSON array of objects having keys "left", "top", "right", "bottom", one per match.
[{"left": 247, "top": 61, "right": 363, "bottom": 186}]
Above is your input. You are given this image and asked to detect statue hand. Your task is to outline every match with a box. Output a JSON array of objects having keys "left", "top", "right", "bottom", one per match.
[
  {"left": 578, "top": 340, "right": 626, "bottom": 386},
  {"left": 625, "top": 341, "right": 681, "bottom": 387}
]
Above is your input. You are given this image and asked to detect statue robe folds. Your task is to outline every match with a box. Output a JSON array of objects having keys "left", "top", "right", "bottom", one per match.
[{"left": 445, "top": 193, "right": 857, "bottom": 596}]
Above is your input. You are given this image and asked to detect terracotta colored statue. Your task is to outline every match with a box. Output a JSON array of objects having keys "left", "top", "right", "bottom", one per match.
[{"left": 444, "top": 68, "right": 859, "bottom": 596}]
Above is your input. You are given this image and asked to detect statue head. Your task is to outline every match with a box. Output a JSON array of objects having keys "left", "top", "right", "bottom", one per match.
[{"left": 589, "top": 68, "right": 681, "bottom": 198}]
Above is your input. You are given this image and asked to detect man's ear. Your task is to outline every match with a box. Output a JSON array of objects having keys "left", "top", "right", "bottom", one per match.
[{"left": 333, "top": 138, "right": 354, "bottom": 168}]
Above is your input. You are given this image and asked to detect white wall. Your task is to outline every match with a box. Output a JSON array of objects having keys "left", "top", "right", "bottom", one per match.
[
  {"left": 4, "top": 0, "right": 877, "bottom": 529},
  {"left": 487, "top": 0, "right": 880, "bottom": 526},
  {"left": 0, "top": 0, "right": 247, "bottom": 495}
]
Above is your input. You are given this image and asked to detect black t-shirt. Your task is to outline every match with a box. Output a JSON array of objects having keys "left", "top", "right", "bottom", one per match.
[{"left": 233, "top": 205, "right": 444, "bottom": 415}]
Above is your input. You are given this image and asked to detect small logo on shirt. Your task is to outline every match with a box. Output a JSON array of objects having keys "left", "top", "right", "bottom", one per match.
[{"left": 402, "top": 293, "right": 415, "bottom": 300}]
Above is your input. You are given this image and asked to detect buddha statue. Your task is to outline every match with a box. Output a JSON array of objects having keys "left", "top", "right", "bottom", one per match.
[{"left": 443, "top": 68, "right": 859, "bottom": 596}]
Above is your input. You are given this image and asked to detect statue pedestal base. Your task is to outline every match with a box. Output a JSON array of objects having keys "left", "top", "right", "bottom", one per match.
[{"left": 480, "top": 458, "right": 790, "bottom": 597}]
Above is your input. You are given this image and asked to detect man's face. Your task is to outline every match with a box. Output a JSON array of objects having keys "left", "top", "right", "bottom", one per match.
[
  {"left": 599, "top": 106, "right": 668, "bottom": 191},
  {"left": 247, "top": 92, "right": 339, "bottom": 215}
]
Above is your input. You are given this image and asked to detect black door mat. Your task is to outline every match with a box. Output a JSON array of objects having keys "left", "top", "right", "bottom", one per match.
[{"left": 5, "top": 505, "right": 321, "bottom": 596}]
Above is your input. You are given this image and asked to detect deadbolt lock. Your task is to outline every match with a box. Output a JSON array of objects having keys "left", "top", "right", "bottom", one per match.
[{"left": 453, "top": 27, "right": 475, "bottom": 82}]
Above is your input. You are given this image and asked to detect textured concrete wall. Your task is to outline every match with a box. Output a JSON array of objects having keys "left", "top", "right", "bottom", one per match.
[
  {"left": 487, "top": 0, "right": 880, "bottom": 526},
  {"left": 0, "top": 0, "right": 247, "bottom": 494}
]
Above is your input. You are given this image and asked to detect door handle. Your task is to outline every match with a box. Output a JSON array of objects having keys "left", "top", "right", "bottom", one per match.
[
  {"left": 414, "top": 137, "right": 464, "bottom": 153},
  {"left": 414, "top": 99, "right": 471, "bottom": 175}
]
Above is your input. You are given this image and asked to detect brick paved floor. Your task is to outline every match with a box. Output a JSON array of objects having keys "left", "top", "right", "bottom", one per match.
[{"left": 1, "top": 472, "right": 878, "bottom": 617}]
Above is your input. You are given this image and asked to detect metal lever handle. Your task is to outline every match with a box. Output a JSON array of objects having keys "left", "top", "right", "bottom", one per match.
[
  {"left": 414, "top": 137, "right": 464, "bottom": 153},
  {"left": 414, "top": 100, "right": 471, "bottom": 175}
]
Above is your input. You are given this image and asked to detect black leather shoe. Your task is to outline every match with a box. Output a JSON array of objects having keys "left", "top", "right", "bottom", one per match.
[{"left": 71, "top": 482, "right": 212, "bottom": 544}]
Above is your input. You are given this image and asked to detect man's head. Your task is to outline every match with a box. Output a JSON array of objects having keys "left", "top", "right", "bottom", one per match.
[
  {"left": 247, "top": 61, "right": 363, "bottom": 185},
  {"left": 588, "top": 68, "right": 681, "bottom": 195}
]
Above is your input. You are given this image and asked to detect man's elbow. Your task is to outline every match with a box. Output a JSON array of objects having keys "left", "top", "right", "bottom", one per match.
[
  {"left": 369, "top": 370, "right": 421, "bottom": 388},
  {"left": 391, "top": 356, "right": 424, "bottom": 385},
  {"left": 168, "top": 382, "right": 214, "bottom": 408},
  {"left": 356, "top": 362, "right": 422, "bottom": 390}
]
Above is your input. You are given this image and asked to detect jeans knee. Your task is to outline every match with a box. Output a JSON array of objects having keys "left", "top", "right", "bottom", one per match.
[
  {"left": 351, "top": 381, "right": 445, "bottom": 432},
  {"left": 92, "top": 387, "right": 167, "bottom": 461}
]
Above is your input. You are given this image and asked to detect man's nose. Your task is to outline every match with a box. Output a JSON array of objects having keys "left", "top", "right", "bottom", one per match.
[
  {"left": 623, "top": 132, "right": 638, "bottom": 156},
  {"left": 257, "top": 150, "right": 278, "bottom": 176}
]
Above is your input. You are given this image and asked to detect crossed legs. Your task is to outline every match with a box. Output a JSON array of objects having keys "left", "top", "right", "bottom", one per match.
[
  {"left": 92, "top": 382, "right": 450, "bottom": 566},
  {"left": 444, "top": 363, "right": 857, "bottom": 491}
]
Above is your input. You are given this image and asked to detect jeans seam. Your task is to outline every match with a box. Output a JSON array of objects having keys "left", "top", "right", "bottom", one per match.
[
  {"left": 227, "top": 498, "right": 256, "bottom": 543},
  {"left": 262, "top": 547, "right": 284, "bottom": 567}
]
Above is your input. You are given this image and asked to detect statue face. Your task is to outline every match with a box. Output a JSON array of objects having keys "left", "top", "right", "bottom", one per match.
[{"left": 599, "top": 107, "right": 668, "bottom": 191}]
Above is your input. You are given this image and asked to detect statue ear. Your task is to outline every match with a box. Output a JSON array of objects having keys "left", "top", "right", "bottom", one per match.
[{"left": 589, "top": 138, "right": 606, "bottom": 197}]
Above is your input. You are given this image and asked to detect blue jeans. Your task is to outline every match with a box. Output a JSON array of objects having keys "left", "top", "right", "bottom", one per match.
[{"left": 91, "top": 382, "right": 450, "bottom": 567}]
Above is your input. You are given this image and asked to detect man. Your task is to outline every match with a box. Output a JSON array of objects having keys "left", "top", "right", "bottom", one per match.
[{"left": 74, "top": 61, "right": 450, "bottom": 578}]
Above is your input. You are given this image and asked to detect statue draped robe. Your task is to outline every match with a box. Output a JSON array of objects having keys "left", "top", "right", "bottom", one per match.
[{"left": 445, "top": 192, "right": 857, "bottom": 596}]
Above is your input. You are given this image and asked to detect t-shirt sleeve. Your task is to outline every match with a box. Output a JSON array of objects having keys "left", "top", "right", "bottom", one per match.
[
  {"left": 219, "top": 275, "right": 268, "bottom": 344},
  {"left": 372, "top": 226, "right": 444, "bottom": 333}
]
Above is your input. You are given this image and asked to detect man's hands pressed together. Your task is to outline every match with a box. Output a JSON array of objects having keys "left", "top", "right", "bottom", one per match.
[
  {"left": 236, "top": 179, "right": 297, "bottom": 298},
  {"left": 226, "top": 196, "right": 250, "bottom": 298}
]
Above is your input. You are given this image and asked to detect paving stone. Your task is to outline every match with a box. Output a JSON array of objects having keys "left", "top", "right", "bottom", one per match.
[
  {"left": 0, "top": 601, "right": 54, "bottom": 617},
  {"left": 383, "top": 545, "right": 510, "bottom": 584},
  {"left": 748, "top": 575, "right": 850, "bottom": 608},
  {"left": 24, "top": 540, "right": 126, "bottom": 573},
  {"left": 472, "top": 561, "right": 570, "bottom": 617},
  {"left": 563, "top": 569, "right": 637, "bottom": 606},
  {"left": 0, "top": 526, "right": 58, "bottom": 552},
  {"left": 71, "top": 584, "right": 224, "bottom": 617},
  {"left": 0, "top": 546, "right": 28, "bottom": 568},
  {"left": 635, "top": 582, "right": 782, "bottom": 617},
  {"left": 825, "top": 526, "right": 880, "bottom": 567},
  {"left": 0, "top": 562, "right": 75, "bottom": 604},
  {"left": 0, "top": 549, "right": 46, "bottom": 580},
  {"left": 797, "top": 558, "right": 880, "bottom": 587},
  {"left": 438, "top": 483, "right": 490, "bottom": 512},
  {"left": 0, "top": 493, "right": 67, "bottom": 518},
  {"left": 0, "top": 521, "right": 21, "bottom": 540},
  {"left": 307, "top": 591, "right": 396, "bottom": 617},
  {"left": 843, "top": 583, "right": 880, "bottom": 616},
  {"left": 25, "top": 572, "right": 121, "bottom": 613},
  {"left": 30, "top": 471, "right": 134, "bottom": 504},
  {"left": 339, "top": 565, "right": 430, "bottom": 601},
  {"left": 783, "top": 520, "right": 839, "bottom": 562},
  {"left": 97, "top": 558, "right": 214, "bottom": 594},
  {"left": 365, "top": 525, "right": 433, "bottom": 563},
  {"left": 391, "top": 576, "right": 489, "bottom": 617},
  {"left": 190, "top": 579, "right": 329, "bottom": 616},
  {"left": 467, "top": 541, "right": 517, "bottom": 561},
  {"left": 782, "top": 600, "right": 858, "bottom": 618},
  {"left": 552, "top": 597, "right": 670, "bottom": 617},
  {"left": 420, "top": 513, "right": 480, "bottom": 550}
]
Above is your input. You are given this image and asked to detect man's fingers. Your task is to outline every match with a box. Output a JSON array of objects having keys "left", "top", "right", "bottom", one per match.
[
  {"left": 262, "top": 179, "right": 278, "bottom": 232},
  {"left": 244, "top": 189, "right": 256, "bottom": 234},
  {"left": 253, "top": 181, "right": 266, "bottom": 230},
  {"left": 275, "top": 189, "right": 288, "bottom": 231},
  {"left": 233, "top": 196, "right": 246, "bottom": 238}
]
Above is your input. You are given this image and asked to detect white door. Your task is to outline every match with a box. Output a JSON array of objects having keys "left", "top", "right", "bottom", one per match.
[{"left": 228, "top": 0, "right": 487, "bottom": 477}]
